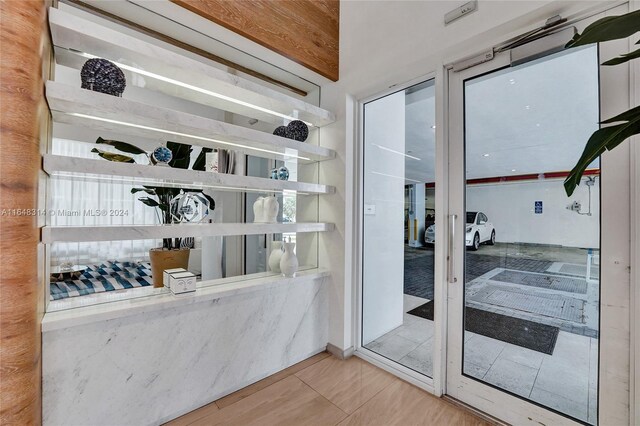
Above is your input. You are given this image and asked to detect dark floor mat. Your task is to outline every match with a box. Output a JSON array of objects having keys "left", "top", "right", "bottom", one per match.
[
  {"left": 491, "top": 270, "right": 587, "bottom": 294},
  {"left": 407, "top": 301, "right": 559, "bottom": 355}
]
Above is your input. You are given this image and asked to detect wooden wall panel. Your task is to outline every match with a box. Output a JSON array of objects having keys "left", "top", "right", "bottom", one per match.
[
  {"left": 0, "top": 1, "right": 49, "bottom": 424},
  {"left": 172, "top": 0, "right": 339, "bottom": 81}
]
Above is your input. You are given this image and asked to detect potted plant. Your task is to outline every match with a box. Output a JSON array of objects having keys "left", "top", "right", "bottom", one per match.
[
  {"left": 91, "top": 138, "right": 215, "bottom": 287},
  {"left": 132, "top": 185, "right": 214, "bottom": 287},
  {"left": 563, "top": 10, "right": 640, "bottom": 196}
]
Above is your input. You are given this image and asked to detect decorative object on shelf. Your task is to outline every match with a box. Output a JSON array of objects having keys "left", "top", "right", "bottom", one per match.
[
  {"left": 270, "top": 168, "right": 278, "bottom": 180},
  {"left": 151, "top": 146, "right": 173, "bottom": 166},
  {"left": 268, "top": 241, "right": 283, "bottom": 273},
  {"left": 273, "top": 125, "right": 287, "bottom": 137},
  {"left": 205, "top": 150, "right": 219, "bottom": 172},
  {"left": 253, "top": 196, "right": 265, "bottom": 223},
  {"left": 170, "top": 192, "right": 211, "bottom": 223},
  {"left": 50, "top": 263, "right": 88, "bottom": 282},
  {"left": 264, "top": 195, "right": 279, "bottom": 223},
  {"left": 277, "top": 166, "right": 290, "bottom": 181},
  {"left": 285, "top": 120, "right": 309, "bottom": 142},
  {"left": 279, "top": 237, "right": 298, "bottom": 277},
  {"left": 252, "top": 195, "right": 279, "bottom": 223},
  {"left": 50, "top": 261, "right": 152, "bottom": 300},
  {"left": 80, "top": 58, "right": 126, "bottom": 97},
  {"left": 149, "top": 248, "right": 190, "bottom": 288},
  {"left": 167, "top": 270, "right": 196, "bottom": 294},
  {"left": 90, "top": 148, "right": 135, "bottom": 163}
]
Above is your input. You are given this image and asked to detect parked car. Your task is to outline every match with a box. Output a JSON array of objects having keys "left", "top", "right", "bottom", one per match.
[{"left": 424, "top": 211, "right": 495, "bottom": 251}]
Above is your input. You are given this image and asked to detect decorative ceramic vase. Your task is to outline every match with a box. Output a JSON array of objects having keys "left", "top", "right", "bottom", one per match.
[
  {"left": 268, "top": 241, "right": 283, "bottom": 273},
  {"left": 285, "top": 120, "right": 309, "bottom": 142},
  {"left": 270, "top": 168, "right": 278, "bottom": 180},
  {"left": 263, "top": 195, "right": 279, "bottom": 223},
  {"left": 278, "top": 166, "right": 289, "bottom": 181},
  {"left": 253, "top": 197, "right": 265, "bottom": 223},
  {"left": 280, "top": 240, "right": 298, "bottom": 277},
  {"left": 273, "top": 126, "right": 287, "bottom": 137},
  {"left": 80, "top": 58, "right": 126, "bottom": 97},
  {"left": 149, "top": 248, "right": 190, "bottom": 288}
]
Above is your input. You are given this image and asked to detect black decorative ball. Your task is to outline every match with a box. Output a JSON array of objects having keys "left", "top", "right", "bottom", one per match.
[
  {"left": 285, "top": 120, "right": 309, "bottom": 142},
  {"left": 273, "top": 126, "right": 287, "bottom": 137},
  {"left": 81, "top": 58, "right": 126, "bottom": 97}
]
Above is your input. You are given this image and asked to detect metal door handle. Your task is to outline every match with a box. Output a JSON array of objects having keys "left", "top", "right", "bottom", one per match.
[{"left": 448, "top": 214, "right": 457, "bottom": 283}]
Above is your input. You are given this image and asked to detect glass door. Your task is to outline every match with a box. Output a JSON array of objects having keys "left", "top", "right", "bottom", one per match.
[
  {"left": 360, "top": 79, "right": 436, "bottom": 379},
  {"left": 446, "top": 6, "right": 631, "bottom": 425}
]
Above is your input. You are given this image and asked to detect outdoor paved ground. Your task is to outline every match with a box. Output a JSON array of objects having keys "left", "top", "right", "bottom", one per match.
[{"left": 365, "top": 243, "right": 599, "bottom": 424}]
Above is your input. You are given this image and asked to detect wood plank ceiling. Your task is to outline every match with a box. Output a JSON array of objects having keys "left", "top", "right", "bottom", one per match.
[{"left": 171, "top": 0, "right": 339, "bottom": 82}]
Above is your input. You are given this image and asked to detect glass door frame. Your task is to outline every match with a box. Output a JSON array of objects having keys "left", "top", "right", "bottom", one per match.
[
  {"left": 353, "top": 72, "right": 444, "bottom": 394},
  {"left": 444, "top": 4, "right": 632, "bottom": 425}
]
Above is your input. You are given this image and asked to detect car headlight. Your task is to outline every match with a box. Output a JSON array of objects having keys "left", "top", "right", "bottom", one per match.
[{"left": 466, "top": 226, "right": 472, "bottom": 233}]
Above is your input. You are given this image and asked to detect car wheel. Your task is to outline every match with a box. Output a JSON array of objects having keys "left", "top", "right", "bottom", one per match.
[
  {"left": 471, "top": 233, "right": 480, "bottom": 251},
  {"left": 488, "top": 230, "right": 495, "bottom": 245}
]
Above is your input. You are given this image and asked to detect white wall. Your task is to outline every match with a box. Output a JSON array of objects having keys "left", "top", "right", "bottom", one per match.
[
  {"left": 466, "top": 177, "right": 600, "bottom": 248},
  {"left": 362, "top": 91, "right": 406, "bottom": 344}
]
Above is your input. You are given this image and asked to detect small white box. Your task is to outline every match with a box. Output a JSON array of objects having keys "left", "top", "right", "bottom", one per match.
[
  {"left": 163, "top": 268, "right": 186, "bottom": 288},
  {"left": 169, "top": 271, "right": 196, "bottom": 294}
]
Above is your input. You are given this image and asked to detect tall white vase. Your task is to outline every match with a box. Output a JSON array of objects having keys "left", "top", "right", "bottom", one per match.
[
  {"left": 253, "top": 197, "right": 265, "bottom": 223},
  {"left": 279, "top": 241, "right": 298, "bottom": 277}
]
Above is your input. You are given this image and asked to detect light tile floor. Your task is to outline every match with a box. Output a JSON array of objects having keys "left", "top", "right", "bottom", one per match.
[
  {"left": 166, "top": 354, "right": 490, "bottom": 426},
  {"left": 364, "top": 295, "right": 598, "bottom": 424}
]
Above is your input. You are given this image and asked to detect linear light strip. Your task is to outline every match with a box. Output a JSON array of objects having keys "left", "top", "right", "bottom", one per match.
[
  {"left": 51, "top": 171, "right": 311, "bottom": 196},
  {"left": 373, "top": 144, "right": 421, "bottom": 161},
  {"left": 64, "top": 112, "right": 312, "bottom": 161},
  {"left": 70, "top": 49, "right": 314, "bottom": 127}
]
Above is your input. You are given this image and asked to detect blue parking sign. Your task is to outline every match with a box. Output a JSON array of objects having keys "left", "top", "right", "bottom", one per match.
[{"left": 535, "top": 201, "right": 543, "bottom": 214}]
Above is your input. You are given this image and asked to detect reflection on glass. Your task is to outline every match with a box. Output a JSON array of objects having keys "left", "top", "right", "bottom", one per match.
[
  {"left": 462, "top": 47, "right": 599, "bottom": 424},
  {"left": 362, "top": 80, "right": 436, "bottom": 377}
]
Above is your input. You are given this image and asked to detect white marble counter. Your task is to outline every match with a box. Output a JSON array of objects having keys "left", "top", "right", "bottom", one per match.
[{"left": 43, "top": 270, "right": 330, "bottom": 425}]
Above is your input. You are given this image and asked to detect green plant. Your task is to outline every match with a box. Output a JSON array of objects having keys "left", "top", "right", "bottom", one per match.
[
  {"left": 90, "top": 138, "right": 215, "bottom": 249},
  {"left": 564, "top": 10, "right": 640, "bottom": 196}
]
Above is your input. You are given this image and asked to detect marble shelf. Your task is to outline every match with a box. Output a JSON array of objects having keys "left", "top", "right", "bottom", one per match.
[
  {"left": 42, "top": 267, "right": 330, "bottom": 331},
  {"left": 44, "top": 154, "right": 335, "bottom": 195},
  {"left": 46, "top": 81, "right": 336, "bottom": 164},
  {"left": 49, "top": 7, "right": 335, "bottom": 127},
  {"left": 41, "top": 222, "right": 334, "bottom": 244}
]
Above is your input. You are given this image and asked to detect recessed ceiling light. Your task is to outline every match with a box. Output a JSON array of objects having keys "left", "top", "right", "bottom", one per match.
[
  {"left": 536, "top": 123, "right": 541, "bottom": 127},
  {"left": 511, "top": 169, "right": 517, "bottom": 172},
  {"left": 483, "top": 153, "right": 490, "bottom": 157},
  {"left": 525, "top": 105, "right": 531, "bottom": 110},
  {"left": 509, "top": 79, "right": 516, "bottom": 85},
  {"left": 431, "top": 125, "right": 436, "bottom": 129}
]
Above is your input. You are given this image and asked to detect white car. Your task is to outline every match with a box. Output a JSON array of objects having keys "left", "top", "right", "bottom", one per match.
[{"left": 424, "top": 211, "right": 495, "bottom": 251}]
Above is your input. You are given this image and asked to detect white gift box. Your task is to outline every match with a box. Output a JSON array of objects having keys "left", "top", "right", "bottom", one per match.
[{"left": 169, "top": 271, "right": 196, "bottom": 294}]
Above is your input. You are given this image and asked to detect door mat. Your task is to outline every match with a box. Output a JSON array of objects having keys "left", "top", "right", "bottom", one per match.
[
  {"left": 491, "top": 269, "right": 587, "bottom": 294},
  {"left": 407, "top": 301, "right": 559, "bottom": 355}
]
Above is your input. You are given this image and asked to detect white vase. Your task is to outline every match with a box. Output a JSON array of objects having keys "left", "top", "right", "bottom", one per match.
[
  {"left": 268, "top": 241, "right": 283, "bottom": 273},
  {"left": 263, "top": 195, "right": 279, "bottom": 223},
  {"left": 280, "top": 241, "right": 298, "bottom": 277},
  {"left": 253, "top": 197, "right": 265, "bottom": 223}
]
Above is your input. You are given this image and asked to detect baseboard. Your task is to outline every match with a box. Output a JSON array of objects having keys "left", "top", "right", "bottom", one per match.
[{"left": 326, "top": 343, "right": 354, "bottom": 359}]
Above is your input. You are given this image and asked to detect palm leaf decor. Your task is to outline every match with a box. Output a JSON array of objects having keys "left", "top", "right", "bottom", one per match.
[{"left": 563, "top": 10, "right": 640, "bottom": 196}]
